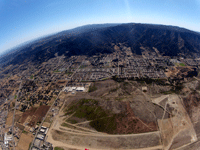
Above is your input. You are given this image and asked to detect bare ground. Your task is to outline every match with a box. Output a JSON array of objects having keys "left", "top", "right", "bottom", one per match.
[{"left": 16, "top": 133, "right": 34, "bottom": 150}]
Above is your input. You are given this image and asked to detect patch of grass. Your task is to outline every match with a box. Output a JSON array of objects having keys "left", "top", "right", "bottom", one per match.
[
  {"left": 90, "top": 115, "right": 117, "bottom": 134},
  {"left": 174, "top": 63, "right": 179, "bottom": 66},
  {"left": 12, "top": 102, "right": 15, "bottom": 107},
  {"left": 123, "top": 82, "right": 129, "bottom": 86},
  {"left": 65, "top": 71, "right": 73, "bottom": 75},
  {"left": 112, "top": 75, "right": 125, "bottom": 82},
  {"left": 14, "top": 95, "right": 17, "bottom": 99},
  {"left": 22, "top": 130, "right": 28, "bottom": 134},
  {"left": 109, "top": 87, "right": 119, "bottom": 93},
  {"left": 196, "top": 83, "right": 200, "bottom": 91},
  {"left": 64, "top": 111, "right": 73, "bottom": 116},
  {"left": 79, "top": 65, "right": 87, "bottom": 69},
  {"left": 29, "top": 142, "right": 32, "bottom": 149},
  {"left": 54, "top": 147, "right": 64, "bottom": 150},
  {"left": 73, "top": 104, "right": 105, "bottom": 119},
  {"left": 30, "top": 75, "right": 34, "bottom": 79},
  {"left": 44, "top": 117, "right": 51, "bottom": 123},
  {"left": 161, "top": 85, "right": 183, "bottom": 94},
  {"left": 115, "top": 97, "right": 124, "bottom": 101},
  {"left": 67, "top": 119, "right": 78, "bottom": 124},
  {"left": 53, "top": 69, "right": 60, "bottom": 73},
  {"left": 102, "top": 77, "right": 109, "bottom": 81},
  {"left": 137, "top": 80, "right": 146, "bottom": 85},
  {"left": 161, "top": 90, "right": 175, "bottom": 95},
  {"left": 66, "top": 98, "right": 117, "bottom": 133},
  {"left": 88, "top": 84, "right": 97, "bottom": 92},
  {"left": 61, "top": 123, "right": 70, "bottom": 127},
  {"left": 179, "top": 63, "right": 185, "bottom": 66}
]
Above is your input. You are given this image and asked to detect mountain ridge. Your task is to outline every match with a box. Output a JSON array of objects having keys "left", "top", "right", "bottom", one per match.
[{"left": 1, "top": 23, "right": 200, "bottom": 67}]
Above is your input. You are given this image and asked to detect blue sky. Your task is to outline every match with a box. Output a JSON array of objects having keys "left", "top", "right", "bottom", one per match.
[{"left": 0, "top": 0, "right": 200, "bottom": 54}]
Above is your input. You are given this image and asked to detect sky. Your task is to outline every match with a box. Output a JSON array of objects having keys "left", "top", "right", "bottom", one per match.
[{"left": 0, "top": 0, "right": 200, "bottom": 55}]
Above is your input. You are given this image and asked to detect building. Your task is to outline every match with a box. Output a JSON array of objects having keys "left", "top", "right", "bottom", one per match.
[
  {"left": 36, "top": 134, "right": 45, "bottom": 140},
  {"left": 142, "top": 86, "right": 147, "bottom": 92},
  {"left": 4, "top": 133, "right": 12, "bottom": 148},
  {"left": 34, "top": 139, "right": 41, "bottom": 148},
  {"left": 64, "top": 86, "right": 85, "bottom": 92},
  {"left": 76, "top": 87, "right": 85, "bottom": 91},
  {"left": 40, "top": 126, "right": 48, "bottom": 135}
]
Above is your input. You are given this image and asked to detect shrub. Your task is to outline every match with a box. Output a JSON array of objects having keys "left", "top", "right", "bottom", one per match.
[
  {"left": 54, "top": 147, "right": 64, "bottom": 150},
  {"left": 88, "top": 84, "right": 97, "bottom": 92}
]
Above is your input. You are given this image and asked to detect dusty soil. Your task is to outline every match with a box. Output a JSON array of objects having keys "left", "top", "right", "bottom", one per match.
[
  {"left": 158, "top": 95, "right": 197, "bottom": 150},
  {"left": 46, "top": 85, "right": 163, "bottom": 150},
  {"left": 20, "top": 107, "right": 37, "bottom": 124},
  {"left": 182, "top": 91, "right": 200, "bottom": 139},
  {"left": 28, "top": 105, "right": 50, "bottom": 127},
  {"left": 179, "top": 140, "right": 200, "bottom": 150},
  {"left": 43, "top": 122, "right": 51, "bottom": 128},
  {"left": 51, "top": 129, "right": 161, "bottom": 149},
  {"left": 183, "top": 91, "right": 200, "bottom": 119},
  {"left": 16, "top": 133, "right": 34, "bottom": 150},
  {"left": 115, "top": 102, "right": 157, "bottom": 134},
  {"left": 63, "top": 79, "right": 168, "bottom": 134},
  {"left": 169, "top": 129, "right": 193, "bottom": 150},
  {"left": 6, "top": 111, "right": 14, "bottom": 126}
]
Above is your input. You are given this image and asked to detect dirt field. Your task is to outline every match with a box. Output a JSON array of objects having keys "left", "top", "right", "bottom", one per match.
[
  {"left": 20, "top": 107, "right": 37, "bottom": 124},
  {"left": 28, "top": 105, "right": 50, "bottom": 127},
  {"left": 62, "top": 80, "right": 163, "bottom": 135},
  {"left": 157, "top": 95, "right": 197, "bottom": 150},
  {"left": 51, "top": 129, "right": 161, "bottom": 149},
  {"left": 43, "top": 122, "right": 51, "bottom": 128},
  {"left": 46, "top": 83, "right": 164, "bottom": 150},
  {"left": 6, "top": 111, "right": 14, "bottom": 127},
  {"left": 16, "top": 133, "right": 34, "bottom": 150},
  {"left": 46, "top": 79, "right": 200, "bottom": 150},
  {"left": 115, "top": 102, "right": 157, "bottom": 134},
  {"left": 179, "top": 140, "right": 200, "bottom": 150}
]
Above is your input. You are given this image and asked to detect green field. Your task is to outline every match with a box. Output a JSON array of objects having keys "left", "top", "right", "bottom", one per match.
[
  {"left": 65, "top": 99, "right": 117, "bottom": 133},
  {"left": 179, "top": 63, "right": 185, "bottom": 66},
  {"left": 54, "top": 147, "right": 64, "bottom": 150}
]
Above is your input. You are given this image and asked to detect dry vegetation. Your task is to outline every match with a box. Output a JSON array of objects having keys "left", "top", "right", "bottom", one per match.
[{"left": 62, "top": 79, "right": 170, "bottom": 134}]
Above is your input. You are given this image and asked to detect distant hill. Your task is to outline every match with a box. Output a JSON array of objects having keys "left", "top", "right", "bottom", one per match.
[{"left": 1, "top": 23, "right": 200, "bottom": 67}]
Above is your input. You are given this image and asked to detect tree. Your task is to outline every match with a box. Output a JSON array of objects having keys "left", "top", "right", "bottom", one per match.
[{"left": 12, "top": 102, "right": 15, "bottom": 107}]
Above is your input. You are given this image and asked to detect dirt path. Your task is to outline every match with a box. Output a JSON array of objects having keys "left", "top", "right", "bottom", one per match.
[
  {"left": 158, "top": 94, "right": 197, "bottom": 150},
  {"left": 46, "top": 130, "right": 163, "bottom": 150}
]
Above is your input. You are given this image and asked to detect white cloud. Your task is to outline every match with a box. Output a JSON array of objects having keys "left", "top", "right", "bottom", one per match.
[{"left": 124, "top": 0, "right": 132, "bottom": 21}]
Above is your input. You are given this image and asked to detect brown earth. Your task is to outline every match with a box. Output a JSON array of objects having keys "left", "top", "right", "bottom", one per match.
[
  {"left": 16, "top": 133, "right": 34, "bottom": 150},
  {"left": 63, "top": 80, "right": 162, "bottom": 134},
  {"left": 28, "top": 105, "right": 50, "bottom": 127},
  {"left": 20, "top": 107, "right": 37, "bottom": 124},
  {"left": 115, "top": 102, "right": 157, "bottom": 134},
  {"left": 183, "top": 91, "right": 200, "bottom": 118}
]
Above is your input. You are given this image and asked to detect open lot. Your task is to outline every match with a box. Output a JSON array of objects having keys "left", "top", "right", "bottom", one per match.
[
  {"left": 156, "top": 95, "right": 197, "bottom": 150},
  {"left": 16, "top": 133, "right": 34, "bottom": 150},
  {"left": 51, "top": 129, "right": 161, "bottom": 149}
]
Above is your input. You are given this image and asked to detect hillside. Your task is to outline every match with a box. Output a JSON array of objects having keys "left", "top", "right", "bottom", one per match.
[{"left": 1, "top": 23, "right": 200, "bottom": 67}]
